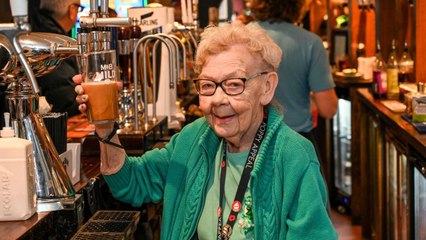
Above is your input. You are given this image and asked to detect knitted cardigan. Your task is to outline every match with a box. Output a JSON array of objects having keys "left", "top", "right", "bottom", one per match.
[{"left": 104, "top": 106, "right": 338, "bottom": 239}]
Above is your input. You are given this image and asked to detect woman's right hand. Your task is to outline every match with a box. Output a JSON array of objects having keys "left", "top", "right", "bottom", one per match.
[{"left": 73, "top": 74, "right": 126, "bottom": 174}]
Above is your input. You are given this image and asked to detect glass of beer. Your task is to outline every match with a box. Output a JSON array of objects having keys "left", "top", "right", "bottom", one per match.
[{"left": 82, "top": 50, "right": 119, "bottom": 124}]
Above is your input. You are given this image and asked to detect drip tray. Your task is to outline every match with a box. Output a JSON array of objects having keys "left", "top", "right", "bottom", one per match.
[{"left": 72, "top": 210, "right": 140, "bottom": 240}]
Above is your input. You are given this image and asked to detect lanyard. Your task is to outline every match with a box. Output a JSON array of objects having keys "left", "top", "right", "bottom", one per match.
[{"left": 216, "top": 111, "right": 268, "bottom": 240}]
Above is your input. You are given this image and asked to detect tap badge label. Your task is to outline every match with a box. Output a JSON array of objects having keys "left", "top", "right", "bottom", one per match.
[
  {"left": 94, "top": 63, "right": 116, "bottom": 81},
  {"left": 140, "top": 18, "right": 159, "bottom": 26}
]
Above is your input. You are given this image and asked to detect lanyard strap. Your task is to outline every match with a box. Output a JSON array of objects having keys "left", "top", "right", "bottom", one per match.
[{"left": 217, "top": 111, "right": 268, "bottom": 240}]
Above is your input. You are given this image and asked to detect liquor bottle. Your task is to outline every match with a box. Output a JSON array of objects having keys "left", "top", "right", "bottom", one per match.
[
  {"left": 371, "top": 41, "right": 387, "bottom": 99},
  {"left": 356, "top": 42, "right": 366, "bottom": 58},
  {"left": 355, "top": 42, "right": 366, "bottom": 70},
  {"left": 387, "top": 40, "right": 399, "bottom": 100},
  {"left": 398, "top": 41, "right": 414, "bottom": 83}
]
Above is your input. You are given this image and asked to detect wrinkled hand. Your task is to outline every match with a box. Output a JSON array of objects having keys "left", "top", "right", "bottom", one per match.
[{"left": 72, "top": 74, "right": 88, "bottom": 113}]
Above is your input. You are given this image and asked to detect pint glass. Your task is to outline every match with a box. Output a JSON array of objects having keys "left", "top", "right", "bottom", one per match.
[{"left": 82, "top": 50, "right": 119, "bottom": 124}]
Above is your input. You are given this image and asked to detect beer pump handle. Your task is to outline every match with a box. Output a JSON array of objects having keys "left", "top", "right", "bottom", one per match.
[
  {"left": 90, "top": 0, "right": 99, "bottom": 18},
  {"left": 10, "top": 0, "right": 27, "bottom": 17},
  {"left": 9, "top": 0, "right": 41, "bottom": 95},
  {"left": 100, "top": 0, "right": 109, "bottom": 17}
]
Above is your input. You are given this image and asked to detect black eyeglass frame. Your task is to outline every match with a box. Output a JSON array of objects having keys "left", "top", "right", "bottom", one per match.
[
  {"left": 71, "top": 3, "right": 85, "bottom": 12},
  {"left": 193, "top": 71, "right": 269, "bottom": 96}
]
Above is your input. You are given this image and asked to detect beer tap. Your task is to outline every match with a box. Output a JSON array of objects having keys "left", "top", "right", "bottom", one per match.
[
  {"left": 191, "top": 0, "right": 200, "bottom": 39},
  {"left": 156, "top": 33, "right": 189, "bottom": 100},
  {"left": 79, "top": 1, "right": 132, "bottom": 29},
  {"left": 154, "top": 34, "right": 187, "bottom": 125},
  {"left": 117, "top": 18, "right": 147, "bottom": 133},
  {"left": 76, "top": 0, "right": 137, "bottom": 134},
  {"left": 172, "top": 22, "right": 198, "bottom": 51},
  {"left": 0, "top": 0, "right": 39, "bottom": 95},
  {"left": 176, "top": 0, "right": 200, "bottom": 43},
  {"left": 156, "top": 34, "right": 179, "bottom": 87},
  {"left": 117, "top": 26, "right": 134, "bottom": 130},
  {"left": 77, "top": 0, "right": 132, "bottom": 58},
  {"left": 0, "top": 35, "right": 17, "bottom": 80},
  {"left": 164, "top": 34, "right": 188, "bottom": 81},
  {"left": 0, "top": 0, "right": 80, "bottom": 212},
  {"left": 133, "top": 35, "right": 174, "bottom": 130}
]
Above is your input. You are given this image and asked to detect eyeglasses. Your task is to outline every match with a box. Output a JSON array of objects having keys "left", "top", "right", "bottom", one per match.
[
  {"left": 71, "top": 3, "right": 85, "bottom": 12},
  {"left": 193, "top": 72, "right": 269, "bottom": 96}
]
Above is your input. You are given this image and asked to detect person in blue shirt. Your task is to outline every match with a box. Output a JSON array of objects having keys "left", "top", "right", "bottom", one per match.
[{"left": 244, "top": 0, "right": 338, "bottom": 158}]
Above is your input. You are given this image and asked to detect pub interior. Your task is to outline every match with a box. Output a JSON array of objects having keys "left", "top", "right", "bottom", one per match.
[{"left": 0, "top": 0, "right": 425, "bottom": 239}]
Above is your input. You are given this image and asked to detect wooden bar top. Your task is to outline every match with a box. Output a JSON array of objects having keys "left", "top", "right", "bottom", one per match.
[
  {"left": 357, "top": 88, "right": 426, "bottom": 156},
  {"left": 333, "top": 72, "right": 372, "bottom": 89}
]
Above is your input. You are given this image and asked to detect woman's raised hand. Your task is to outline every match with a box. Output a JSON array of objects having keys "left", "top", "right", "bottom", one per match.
[
  {"left": 72, "top": 74, "right": 122, "bottom": 114},
  {"left": 72, "top": 74, "right": 88, "bottom": 114}
]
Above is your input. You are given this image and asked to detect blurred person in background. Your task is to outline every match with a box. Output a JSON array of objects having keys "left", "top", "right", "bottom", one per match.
[
  {"left": 29, "top": 0, "right": 82, "bottom": 116},
  {"left": 242, "top": 0, "right": 338, "bottom": 162}
]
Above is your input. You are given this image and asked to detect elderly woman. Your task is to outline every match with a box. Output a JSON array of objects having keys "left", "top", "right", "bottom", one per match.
[{"left": 74, "top": 23, "right": 337, "bottom": 239}]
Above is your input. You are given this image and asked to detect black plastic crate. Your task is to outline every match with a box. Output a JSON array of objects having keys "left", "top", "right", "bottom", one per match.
[{"left": 71, "top": 210, "right": 140, "bottom": 240}]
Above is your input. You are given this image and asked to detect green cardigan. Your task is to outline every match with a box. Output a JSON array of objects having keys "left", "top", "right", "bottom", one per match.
[{"left": 104, "top": 107, "right": 338, "bottom": 239}]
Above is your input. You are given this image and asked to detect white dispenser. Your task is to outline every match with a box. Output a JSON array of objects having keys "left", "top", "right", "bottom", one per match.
[{"left": 0, "top": 112, "right": 36, "bottom": 221}]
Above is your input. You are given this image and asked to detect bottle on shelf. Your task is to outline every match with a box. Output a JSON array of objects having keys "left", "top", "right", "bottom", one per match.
[
  {"left": 398, "top": 41, "right": 414, "bottom": 83},
  {"left": 355, "top": 42, "right": 366, "bottom": 71},
  {"left": 371, "top": 41, "right": 387, "bottom": 99},
  {"left": 386, "top": 39, "right": 399, "bottom": 100},
  {"left": 356, "top": 42, "right": 366, "bottom": 58}
]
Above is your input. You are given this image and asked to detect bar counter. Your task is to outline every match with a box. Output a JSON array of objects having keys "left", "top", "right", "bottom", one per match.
[
  {"left": 353, "top": 88, "right": 426, "bottom": 239},
  {"left": 356, "top": 88, "right": 426, "bottom": 154},
  {"left": 0, "top": 113, "right": 169, "bottom": 239},
  {"left": 0, "top": 156, "right": 101, "bottom": 239}
]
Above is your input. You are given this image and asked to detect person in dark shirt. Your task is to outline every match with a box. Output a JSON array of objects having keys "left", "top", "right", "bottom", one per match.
[{"left": 29, "top": 0, "right": 82, "bottom": 116}]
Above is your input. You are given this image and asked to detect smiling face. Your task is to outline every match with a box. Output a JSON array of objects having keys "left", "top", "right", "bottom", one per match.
[{"left": 198, "top": 45, "right": 277, "bottom": 152}]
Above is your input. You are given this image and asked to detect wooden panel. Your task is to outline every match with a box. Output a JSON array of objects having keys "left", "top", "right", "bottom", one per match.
[
  {"left": 416, "top": 0, "right": 426, "bottom": 82},
  {"left": 376, "top": 0, "right": 414, "bottom": 60},
  {"left": 348, "top": 0, "right": 376, "bottom": 65},
  {"left": 309, "top": 1, "right": 328, "bottom": 37}
]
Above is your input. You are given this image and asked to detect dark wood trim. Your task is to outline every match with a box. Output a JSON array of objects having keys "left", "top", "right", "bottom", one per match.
[{"left": 416, "top": 0, "right": 426, "bottom": 82}]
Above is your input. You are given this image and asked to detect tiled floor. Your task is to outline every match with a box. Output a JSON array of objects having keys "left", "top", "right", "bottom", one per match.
[{"left": 331, "top": 209, "right": 362, "bottom": 240}]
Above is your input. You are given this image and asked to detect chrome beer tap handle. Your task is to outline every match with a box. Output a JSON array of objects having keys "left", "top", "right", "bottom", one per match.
[
  {"left": 80, "top": 16, "right": 133, "bottom": 28},
  {"left": 0, "top": 0, "right": 78, "bottom": 210},
  {"left": 100, "top": 0, "right": 109, "bottom": 18},
  {"left": 0, "top": 35, "right": 17, "bottom": 81},
  {"left": 172, "top": 23, "right": 198, "bottom": 50},
  {"left": 156, "top": 34, "right": 180, "bottom": 87},
  {"left": 1, "top": 0, "right": 41, "bottom": 95},
  {"left": 165, "top": 34, "right": 188, "bottom": 81},
  {"left": 132, "top": 35, "right": 173, "bottom": 130},
  {"left": 142, "top": 36, "right": 173, "bottom": 127}
]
